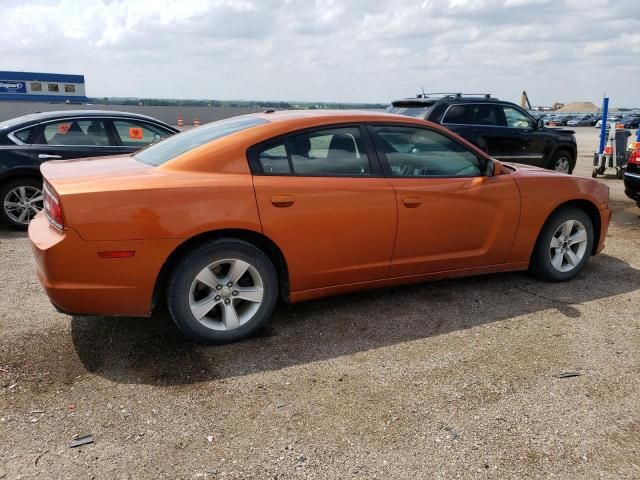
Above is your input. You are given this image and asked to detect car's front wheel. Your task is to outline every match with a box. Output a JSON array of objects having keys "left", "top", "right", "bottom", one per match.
[
  {"left": 0, "top": 177, "right": 44, "bottom": 230},
  {"left": 529, "top": 206, "right": 594, "bottom": 282},
  {"left": 548, "top": 150, "right": 574, "bottom": 174},
  {"left": 166, "top": 239, "right": 278, "bottom": 344}
]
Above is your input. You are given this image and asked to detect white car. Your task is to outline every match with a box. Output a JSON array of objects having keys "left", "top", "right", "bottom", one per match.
[{"left": 595, "top": 117, "right": 620, "bottom": 128}]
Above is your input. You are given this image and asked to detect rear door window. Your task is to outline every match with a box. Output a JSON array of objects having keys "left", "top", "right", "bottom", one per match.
[
  {"left": 442, "top": 104, "right": 474, "bottom": 125},
  {"left": 258, "top": 144, "right": 291, "bottom": 174},
  {"left": 470, "top": 104, "right": 502, "bottom": 126},
  {"left": 40, "top": 119, "right": 112, "bottom": 146},
  {"left": 251, "top": 126, "right": 373, "bottom": 176},
  {"left": 443, "top": 104, "right": 503, "bottom": 126}
]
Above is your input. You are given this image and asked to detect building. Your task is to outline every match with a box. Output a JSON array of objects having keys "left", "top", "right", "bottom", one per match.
[{"left": 0, "top": 71, "right": 89, "bottom": 103}]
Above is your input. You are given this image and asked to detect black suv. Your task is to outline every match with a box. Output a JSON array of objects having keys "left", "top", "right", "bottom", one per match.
[
  {"left": 388, "top": 93, "right": 578, "bottom": 174},
  {"left": 0, "top": 110, "right": 178, "bottom": 229}
]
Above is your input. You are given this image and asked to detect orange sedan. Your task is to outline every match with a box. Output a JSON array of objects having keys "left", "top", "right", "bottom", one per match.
[{"left": 29, "top": 111, "right": 611, "bottom": 344}]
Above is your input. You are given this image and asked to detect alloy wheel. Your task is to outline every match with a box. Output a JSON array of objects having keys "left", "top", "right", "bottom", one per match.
[
  {"left": 188, "top": 258, "right": 264, "bottom": 331},
  {"left": 549, "top": 219, "right": 588, "bottom": 272},
  {"left": 3, "top": 185, "right": 43, "bottom": 225},
  {"left": 554, "top": 156, "right": 570, "bottom": 173}
]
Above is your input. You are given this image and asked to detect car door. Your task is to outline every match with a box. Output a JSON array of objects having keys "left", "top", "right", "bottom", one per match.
[
  {"left": 109, "top": 119, "right": 176, "bottom": 154},
  {"left": 28, "top": 117, "right": 120, "bottom": 164},
  {"left": 442, "top": 103, "right": 508, "bottom": 156},
  {"left": 369, "top": 124, "right": 520, "bottom": 277},
  {"left": 249, "top": 125, "right": 397, "bottom": 292},
  {"left": 494, "top": 104, "right": 549, "bottom": 167},
  {"left": 1, "top": 124, "right": 40, "bottom": 175}
]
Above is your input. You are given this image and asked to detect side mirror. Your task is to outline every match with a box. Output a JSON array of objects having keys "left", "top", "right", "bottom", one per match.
[
  {"left": 536, "top": 118, "right": 544, "bottom": 129},
  {"left": 485, "top": 158, "right": 501, "bottom": 176}
]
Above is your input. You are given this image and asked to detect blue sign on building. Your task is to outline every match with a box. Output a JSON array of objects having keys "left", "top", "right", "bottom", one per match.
[
  {"left": 0, "top": 80, "right": 27, "bottom": 94},
  {"left": 0, "top": 71, "right": 89, "bottom": 103}
]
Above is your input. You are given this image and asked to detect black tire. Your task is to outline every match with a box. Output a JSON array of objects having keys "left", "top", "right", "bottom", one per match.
[
  {"left": 616, "top": 167, "right": 625, "bottom": 179},
  {"left": 529, "top": 206, "right": 594, "bottom": 282},
  {"left": 547, "top": 149, "right": 575, "bottom": 174},
  {"left": 166, "top": 239, "right": 278, "bottom": 344},
  {"left": 0, "top": 177, "right": 44, "bottom": 230},
  {"left": 591, "top": 167, "right": 598, "bottom": 178}
]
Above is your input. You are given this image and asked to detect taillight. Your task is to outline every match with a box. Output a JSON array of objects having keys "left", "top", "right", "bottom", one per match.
[
  {"left": 629, "top": 149, "right": 640, "bottom": 165},
  {"left": 43, "top": 182, "right": 64, "bottom": 230}
]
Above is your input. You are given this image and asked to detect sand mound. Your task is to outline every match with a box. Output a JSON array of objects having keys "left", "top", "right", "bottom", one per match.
[{"left": 556, "top": 102, "right": 599, "bottom": 113}]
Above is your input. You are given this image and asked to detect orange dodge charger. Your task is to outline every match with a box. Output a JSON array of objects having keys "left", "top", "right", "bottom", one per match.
[{"left": 29, "top": 111, "right": 611, "bottom": 344}]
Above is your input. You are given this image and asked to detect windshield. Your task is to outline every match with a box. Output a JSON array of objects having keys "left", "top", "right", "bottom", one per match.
[
  {"left": 387, "top": 106, "right": 429, "bottom": 119},
  {"left": 134, "top": 115, "right": 269, "bottom": 166}
]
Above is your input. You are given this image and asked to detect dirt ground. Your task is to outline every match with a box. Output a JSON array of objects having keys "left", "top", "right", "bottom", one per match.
[{"left": 1, "top": 127, "right": 639, "bottom": 479}]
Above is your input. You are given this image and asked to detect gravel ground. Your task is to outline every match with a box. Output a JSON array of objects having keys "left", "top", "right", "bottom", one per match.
[{"left": 1, "top": 127, "right": 639, "bottom": 479}]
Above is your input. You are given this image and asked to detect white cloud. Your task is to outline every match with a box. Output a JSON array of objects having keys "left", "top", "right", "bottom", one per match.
[{"left": 0, "top": 0, "right": 638, "bottom": 106}]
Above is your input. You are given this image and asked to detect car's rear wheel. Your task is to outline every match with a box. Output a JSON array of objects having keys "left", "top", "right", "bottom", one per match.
[
  {"left": 548, "top": 150, "right": 574, "bottom": 174},
  {"left": 166, "top": 239, "right": 278, "bottom": 344},
  {"left": 0, "top": 177, "right": 44, "bottom": 230},
  {"left": 529, "top": 206, "right": 594, "bottom": 282}
]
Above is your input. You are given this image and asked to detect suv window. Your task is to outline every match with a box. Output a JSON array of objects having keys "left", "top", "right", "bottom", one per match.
[
  {"left": 442, "top": 104, "right": 502, "bottom": 126},
  {"left": 255, "top": 127, "right": 372, "bottom": 176},
  {"left": 442, "top": 104, "right": 473, "bottom": 124},
  {"left": 373, "top": 125, "right": 483, "bottom": 177},
  {"left": 113, "top": 120, "right": 172, "bottom": 147},
  {"left": 41, "top": 119, "right": 111, "bottom": 146},
  {"left": 501, "top": 106, "right": 535, "bottom": 129}
]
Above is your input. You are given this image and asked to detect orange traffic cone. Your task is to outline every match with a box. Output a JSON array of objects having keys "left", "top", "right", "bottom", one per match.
[
  {"left": 193, "top": 118, "right": 201, "bottom": 127},
  {"left": 177, "top": 115, "right": 184, "bottom": 128}
]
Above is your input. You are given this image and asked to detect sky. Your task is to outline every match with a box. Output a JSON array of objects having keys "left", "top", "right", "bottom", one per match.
[{"left": 1, "top": 0, "right": 639, "bottom": 106}]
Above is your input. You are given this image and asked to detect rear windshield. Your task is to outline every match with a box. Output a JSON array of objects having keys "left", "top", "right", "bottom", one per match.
[
  {"left": 387, "top": 106, "right": 430, "bottom": 119},
  {"left": 134, "top": 116, "right": 269, "bottom": 166}
]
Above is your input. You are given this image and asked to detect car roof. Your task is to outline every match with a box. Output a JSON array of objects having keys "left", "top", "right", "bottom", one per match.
[
  {"left": 391, "top": 94, "right": 499, "bottom": 107},
  {"left": 247, "top": 109, "right": 424, "bottom": 125},
  {"left": 0, "top": 110, "right": 176, "bottom": 131}
]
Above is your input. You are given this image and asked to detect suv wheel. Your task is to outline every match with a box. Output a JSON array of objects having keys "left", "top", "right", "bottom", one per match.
[
  {"left": 0, "top": 178, "right": 44, "bottom": 230},
  {"left": 549, "top": 150, "right": 574, "bottom": 174}
]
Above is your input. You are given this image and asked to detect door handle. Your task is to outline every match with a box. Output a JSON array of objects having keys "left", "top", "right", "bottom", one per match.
[
  {"left": 402, "top": 197, "right": 423, "bottom": 208},
  {"left": 38, "top": 154, "right": 62, "bottom": 159},
  {"left": 270, "top": 195, "right": 295, "bottom": 208}
]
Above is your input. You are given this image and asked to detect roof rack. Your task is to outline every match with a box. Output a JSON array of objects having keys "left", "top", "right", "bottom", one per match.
[{"left": 417, "top": 92, "right": 492, "bottom": 99}]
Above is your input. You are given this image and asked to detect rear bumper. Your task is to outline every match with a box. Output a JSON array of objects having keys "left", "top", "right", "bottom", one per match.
[{"left": 29, "top": 213, "right": 181, "bottom": 317}]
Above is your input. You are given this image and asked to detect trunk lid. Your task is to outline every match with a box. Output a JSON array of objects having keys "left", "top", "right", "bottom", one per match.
[{"left": 40, "top": 154, "right": 161, "bottom": 195}]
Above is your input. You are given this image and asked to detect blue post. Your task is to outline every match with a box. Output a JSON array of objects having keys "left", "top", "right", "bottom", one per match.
[{"left": 598, "top": 97, "right": 609, "bottom": 154}]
